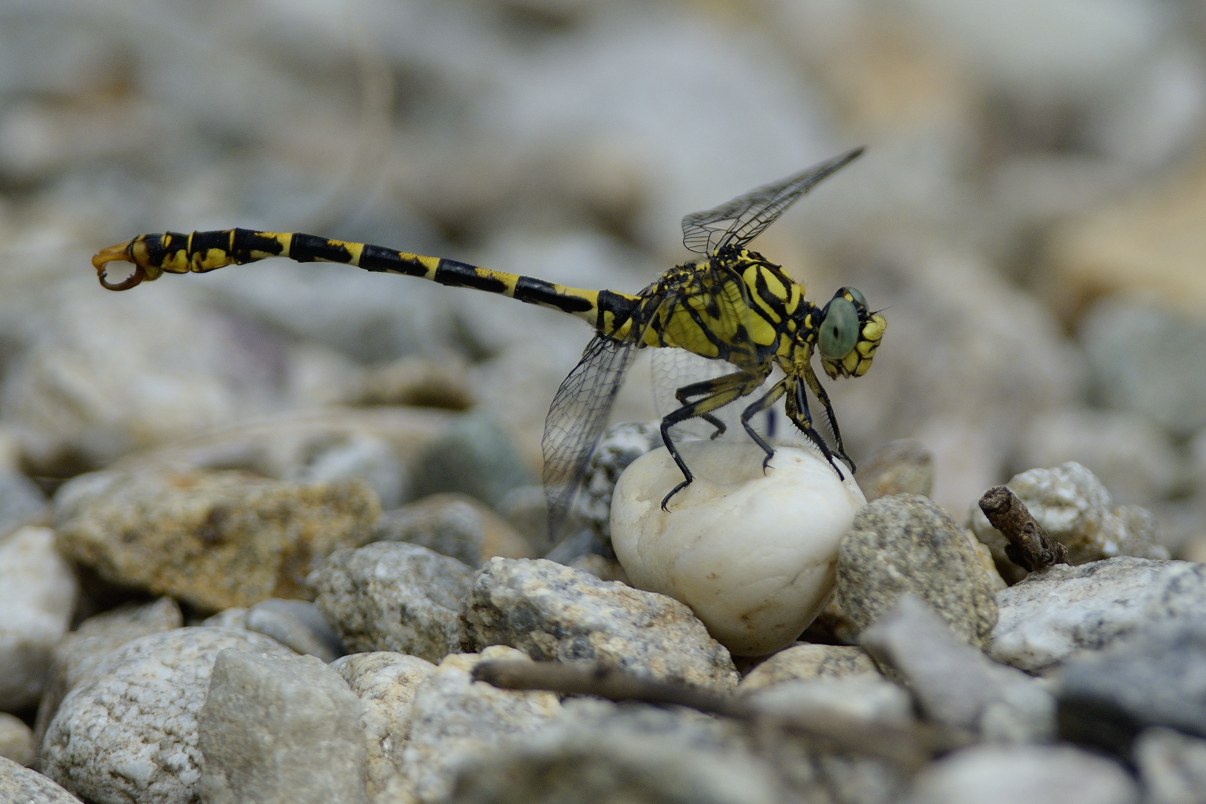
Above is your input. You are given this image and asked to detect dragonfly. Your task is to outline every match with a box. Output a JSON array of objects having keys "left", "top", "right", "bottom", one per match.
[{"left": 92, "top": 147, "right": 886, "bottom": 540}]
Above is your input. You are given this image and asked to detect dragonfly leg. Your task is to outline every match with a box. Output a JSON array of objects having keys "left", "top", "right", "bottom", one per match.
[
  {"left": 788, "top": 368, "right": 854, "bottom": 479},
  {"left": 658, "top": 366, "right": 771, "bottom": 510},
  {"left": 674, "top": 377, "right": 733, "bottom": 439},
  {"left": 738, "top": 378, "right": 790, "bottom": 472}
]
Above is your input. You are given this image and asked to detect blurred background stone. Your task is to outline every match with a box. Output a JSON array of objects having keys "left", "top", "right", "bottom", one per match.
[{"left": 1, "top": 1, "right": 1204, "bottom": 799}]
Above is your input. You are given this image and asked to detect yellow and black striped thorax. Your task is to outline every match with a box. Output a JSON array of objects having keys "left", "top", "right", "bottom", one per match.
[{"left": 637, "top": 247, "right": 807, "bottom": 363}]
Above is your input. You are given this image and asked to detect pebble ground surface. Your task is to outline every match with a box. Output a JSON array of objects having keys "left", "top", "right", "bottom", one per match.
[{"left": 1, "top": 2, "right": 1205, "bottom": 802}]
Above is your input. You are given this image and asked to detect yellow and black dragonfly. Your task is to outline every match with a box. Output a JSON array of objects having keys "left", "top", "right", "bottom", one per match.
[{"left": 93, "top": 147, "right": 886, "bottom": 539}]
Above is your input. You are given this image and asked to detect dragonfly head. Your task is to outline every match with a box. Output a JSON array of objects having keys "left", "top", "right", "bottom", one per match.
[{"left": 817, "top": 287, "right": 886, "bottom": 380}]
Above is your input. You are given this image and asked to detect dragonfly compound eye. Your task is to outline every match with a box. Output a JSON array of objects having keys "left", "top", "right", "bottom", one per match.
[{"left": 818, "top": 295, "right": 859, "bottom": 360}]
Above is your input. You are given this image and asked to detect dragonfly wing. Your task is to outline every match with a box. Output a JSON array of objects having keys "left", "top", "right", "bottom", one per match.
[
  {"left": 680, "top": 147, "right": 864, "bottom": 255},
  {"left": 542, "top": 334, "right": 642, "bottom": 543}
]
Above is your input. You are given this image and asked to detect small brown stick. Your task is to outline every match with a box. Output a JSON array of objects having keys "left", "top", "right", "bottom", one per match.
[
  {"left": 979, "top": 485, "right": 1069, "bottom": 572},
  {"left": 472, "top": 659, "right": 969, "bottom": 770}
]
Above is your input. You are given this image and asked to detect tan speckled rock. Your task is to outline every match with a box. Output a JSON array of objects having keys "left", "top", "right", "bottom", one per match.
[
  {"left": 53, "top": 469, "right": 380, "bottom": 610},
  {"left": 837, "top": 495, "right": 999, "bottom": 649}
]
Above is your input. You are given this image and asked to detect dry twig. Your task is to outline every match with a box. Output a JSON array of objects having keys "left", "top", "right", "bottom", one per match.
[
  {"left": 472, "top": 659, "right": 970, "bottom": 770},
  {"left": 979, "top": 485, "right": 1069, "bottom": 572}
]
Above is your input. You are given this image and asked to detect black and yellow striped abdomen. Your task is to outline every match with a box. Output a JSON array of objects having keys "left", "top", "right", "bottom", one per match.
[{"left": 91, "top": 229, "right": 641, "bottom": 338}]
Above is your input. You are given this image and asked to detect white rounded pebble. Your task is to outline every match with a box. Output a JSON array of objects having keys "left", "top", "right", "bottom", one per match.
[{"left": 611, "top": 442, "right": 865, "bottom": 656}]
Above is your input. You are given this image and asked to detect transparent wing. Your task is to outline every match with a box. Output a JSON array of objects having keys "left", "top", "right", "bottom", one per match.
[
  {"left": 541, "top": 334, "right": 643, "bottom": 543},
  {"left": 650, "top": 348, "right": 786, "bottom": 443},
  {"left": 681, "top": 147, "right": 864, "bottom": 255}
]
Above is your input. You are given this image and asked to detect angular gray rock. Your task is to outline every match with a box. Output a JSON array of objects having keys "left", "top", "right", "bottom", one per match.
[
  {"left": 308, "top": 541, "right": 475, "bottom": 662},
  {"left": 447, "top": 701, "right": 785, "bottom": 804},
  {"left": 738, "top": 644, "right": 881, "bottom": 695},
  {"left": 198, "top": 650, "right": 369, "bottom": 803},
  {"left": 836, "top": 495, "right": 1000, "bottom": 647},
  {"left": 34, "top": 597, "right": 184, "bottom": 745},
  {"left": 990, "top": 558, "right": 1206, "bottom": 673},
  {"left": 861, "top": 595, "right": 1054, "bottom": 741},
  {"left": 463, "top": 557, "right": 738, "bottom": 690},
  {"left": 331, "top": 651, "right": 437, "bottom": 800},
  {"left": 400, "top": 647, "right": 563, "bottom": 801},
  {"left": 0, "top": 756, "right": 82, "bottom": 804},
  {"left": 1056, "top": 620, "right": 1206, "bottom": 757},
  {"left": 39, "top": 627, "right": 294, "bottom": 803}
]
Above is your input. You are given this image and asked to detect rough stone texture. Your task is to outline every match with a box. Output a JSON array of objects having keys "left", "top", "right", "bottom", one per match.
[
  {"left": 0, "top": 712, "right": 34, "bottom": 766},
  {"left": 447, "top": 702, "right": 786, "bottom": 804},
  {"left": 331, "top": 651, "right": 437, "bottom": 801},
  {"left": 53, "top": 468, "right": 380, "bottom": 610},
  {"left": 738, "top": 644, "right": 881, "bottom": 695},
  {"left": 0, "top": 755, "right": 82, "bottom": 804},
  {"left": 861, "top": 595, "right": 1054, "bottom": 741},
  {"left": 1055, "top": 620, "right": 1206, "bottom": 757},
  {"left": 308, "top": 541, "right": 475, "bottom": 662},
  {"left": 904, "top": 744, "right": 1139, "bottom": 804},
  {"left": 39, "top": 627, "right": 294, "bottom": 804},
  {"left": 463, "top": 557, "right": 738, "bottom": 691},
  {"left": 400, "top": 647, "right": 563, "bottom": 802},
  {"left": 969, "top": 461, "right": 1167, "bottom": 583},
  {"left": 3, "top": 3, "right": 1205, "bottom": 802},
  {"left": 34, "top": 598, "right": 184, "bottom": 745},
  {"left": 836, "top": 495, "right": 1000, "bottom": 648},
  {"left": 990, "top": 558, "right": 1206, "bottom": 674},
  {"left": 0, "top": 525, "right": 79, "bottom": 710},
  {"left": 546, "top": 420, "right": 660, "bottom": 564},
  {"left": 198, "top": 650, "right": 369, "bottom": 804},
  {"left": 374, "top": 492, "right": 536, "bottom": 568},
  {"left": 1134, "top": 728, "right": 1206, "bottom": 804}
]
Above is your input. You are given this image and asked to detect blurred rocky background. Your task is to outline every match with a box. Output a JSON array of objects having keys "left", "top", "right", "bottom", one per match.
[
  {"left": 1, "top": 1, "right": 1205, "bottom": 799},
  {"left": 3, "top": 0, "right": 1204, "bottom": 554}
]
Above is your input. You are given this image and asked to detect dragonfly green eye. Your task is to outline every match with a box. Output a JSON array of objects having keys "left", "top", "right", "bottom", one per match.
[{"left": 819, "top": 295, "right": 859, "bottom": 359}]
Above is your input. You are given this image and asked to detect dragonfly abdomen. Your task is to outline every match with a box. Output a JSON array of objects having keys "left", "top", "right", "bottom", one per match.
[{"left": 91, "top": 228, "right": 641, "bottom": 334}]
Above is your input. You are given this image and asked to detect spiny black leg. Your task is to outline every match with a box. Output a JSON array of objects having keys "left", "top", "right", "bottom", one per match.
[
  {"left": 675, "top": 381, "right": 726, "bottom": 439},
  {"left": 657, "top": 368, "right": 771, "bottom": 510},
  {"left": 801, "top": 367, "right": 856, "bottom": 474},
  {"left": 789, "top": 377, "right": 846, "bottom": 481},
  {"left": 739, "top": 378, "right": 789, "bottom": 473},
  {"left": 659, "top": 415, "right": 695, "bottom": 511}
]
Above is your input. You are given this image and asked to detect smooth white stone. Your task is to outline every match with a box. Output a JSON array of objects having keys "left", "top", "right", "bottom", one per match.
[{"left": 611, "top": 442, "right": 865, "bottom": 656}]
